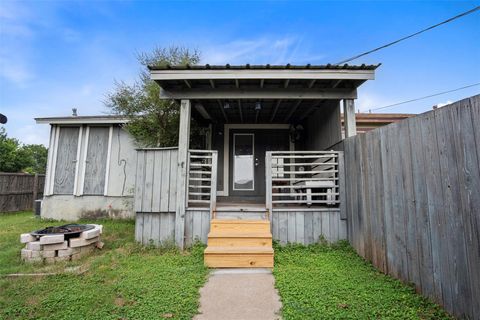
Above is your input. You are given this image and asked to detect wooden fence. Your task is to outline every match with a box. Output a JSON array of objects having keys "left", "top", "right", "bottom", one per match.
[
  {"left": 0, "top": 173, "right": 45, "bottom": 212},
  {"left": 341, "top": 95, "right": 480, "bottom": 320}
]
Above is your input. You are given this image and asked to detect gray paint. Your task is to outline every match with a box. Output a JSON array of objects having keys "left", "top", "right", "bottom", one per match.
[
  {"left": 272, "top": 209, "right": 346, "bottom": 245},
  {"left": 342, "top": 95, "right": 480, "bottom": 320},
  {"left": 302, "top": 101, "right": 342, "bottom": 151},
  {"left": 83, "top": 127, "right": 109, "bottom": 195},
  {"left": 134, "top": 148, "right": 178, "bottom": 213},
  {"left": 53, "top": 127, "right": 79, "bottom": 194}
]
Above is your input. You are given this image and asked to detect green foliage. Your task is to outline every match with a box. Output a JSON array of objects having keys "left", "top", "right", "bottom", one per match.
[
  {"left": 0, "top": 211, "right": 209, "bottom": 319},
  {"left": 0, "top": 127, "right": 47, "bottom": 173},
  {"left": 105, "top": 46, "right": 205, "bottom": 148},
  {"left": 273, "top": 242, "right": 452, "bottom": 320}
]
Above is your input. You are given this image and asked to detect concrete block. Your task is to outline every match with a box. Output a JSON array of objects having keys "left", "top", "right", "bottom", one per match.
[
  {"left": 25, "top": 256, "right": 42, "bottom": 263},
  {"left": 80, "top": 227, "right": 100, "bottom": 240},
  {"left": 45, "top": 257, "right": 56, "bottom": 263},
  {"left": 31, "top": 250, "right": 42, "bottom": 258},
  {"left": 26, "top": 241, "right": 42, "bottom": 251},
  {"left": 42, "top": 250, "right": 56, "bottom": 258},
  {"left": 71, "top": 252, "right": 85, "bottom": 261},
  {"left": 91, "top": 224, "right": 103, "bottom": 234},
  {"left": 95, "top": 241, "right": 104, "bottom": 249},
  {"left": 21, "top": 248, "right": 32, "bottom": 259},
  {"left": 80, "top": 245, "right": 95, "bottom": 254},
  {"left": 55, "top": 256, "right": 70, "bottom": 262},
  {"left": 39, "top": 234, "right": 64, "bottom": 245},
  {"left": 43, "top": 241, "right": 68, "bottom": 251},
  {"left": 57, "top": 248, "right": 75, "bottom": 257},
  {"left": 20, "top": 233, "right": 36, "bottom": 243},
  {"left": 69, "top": 236, "right": 99, "bottom": 248}
]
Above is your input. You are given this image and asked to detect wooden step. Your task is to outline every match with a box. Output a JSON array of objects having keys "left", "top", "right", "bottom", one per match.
[
  {"left": 204, "top": 247, "right": 274, "bottom": 268},
  {"left": 210, "top": 219, "right": 270, "bottom": 233},
  {"left": 208, "top": 233, "right": 272, "bottom": 247}
]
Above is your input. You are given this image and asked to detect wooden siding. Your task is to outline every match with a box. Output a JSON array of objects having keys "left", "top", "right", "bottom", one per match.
[
  {"left": 135, "top": 210, "right": 210, "bottom": 247},
  {"left": 342, "top": 95, "right": 480, "bottom": 320},
  {"left": 83, "top": 127, "right": 109, "bottom": 195},
  {"left": 0, "top": 173, "right": 45, "bottom": 212},
  {"left": 53, "top": 127, "right": 79, "bottom": 194},
  {"left": 135, "top": 212, "right": 175, "bottom": 245},
  {"left": 134, "top": 148, "right": 178, "bottom": 213},
  {"left": 271, "top": 209, "right": 346, "bottom": 245}
]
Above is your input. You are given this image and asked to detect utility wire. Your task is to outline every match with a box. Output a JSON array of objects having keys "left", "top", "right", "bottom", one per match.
[
  {"left": 336, "top": 6, "right": 480, "bottom": 65},
  {"left": 369, "top": 83, "right": 480, "bottom": 112}
]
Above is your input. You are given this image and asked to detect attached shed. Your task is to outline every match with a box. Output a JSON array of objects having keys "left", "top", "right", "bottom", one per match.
[{"left": 35, "top": 116, "right": 137, "bottom": 220}]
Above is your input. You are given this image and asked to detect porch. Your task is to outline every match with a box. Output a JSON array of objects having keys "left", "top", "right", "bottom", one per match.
[{"left": 134, "top": 64, "right": 378, "bottom": 265}]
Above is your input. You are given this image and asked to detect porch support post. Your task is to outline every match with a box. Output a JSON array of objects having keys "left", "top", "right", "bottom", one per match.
[
  {"left": 344, "top": 99, "right": 357, "bottom": 138},
  {"left": 175, "top": 99, "right": 191, "bottom": 249}
]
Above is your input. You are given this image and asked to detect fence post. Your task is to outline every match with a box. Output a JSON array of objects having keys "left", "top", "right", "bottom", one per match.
[{"left": 32, "top": 173, "right": 39, "bottom": 210}]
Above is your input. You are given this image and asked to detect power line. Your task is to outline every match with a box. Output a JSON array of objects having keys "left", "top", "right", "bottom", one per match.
[
  {"left": 336, "top": 6, "right": 480, "bottom": 65},
  {"left": 369, "top": 83, "right": 480, "bottom": 112}
]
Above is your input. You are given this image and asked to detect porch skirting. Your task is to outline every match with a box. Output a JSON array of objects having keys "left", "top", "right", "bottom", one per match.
[
  {"left": 271, "top": 209, "right": 346, "bottom": 245},
  {"left": 135, "top": 209, "right": 346, "bottom": 247}
]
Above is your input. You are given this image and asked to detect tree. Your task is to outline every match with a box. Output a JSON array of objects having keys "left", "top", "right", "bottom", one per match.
[
  {"left": 0, "top": 127, "right": 48, "bottom": 173},
  {"left": 105, "top": 46, "right": 205, "bottom": 147}
]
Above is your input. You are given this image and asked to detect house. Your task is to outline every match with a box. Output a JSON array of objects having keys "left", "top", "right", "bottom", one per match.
[{"left": 37, "top": 64, "right": 379, "bottom": 267}]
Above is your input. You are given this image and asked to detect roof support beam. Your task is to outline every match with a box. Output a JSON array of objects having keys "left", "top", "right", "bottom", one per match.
[
  {"left": 217, "top": 100, "right": 228, "bottom": 122},
  {"left": 284, "top": 100, "right": 302, "bottom": 122},
  {"left": 237, "top": 100, "right": 243, "bottom": 123},
  {"left": 270, "top": 100, "right": 282, "bottom": 122},
  {"left": 160, "top": 88, "right": 357, "bottom": 100},
  {"left": 235, "top": 79, "right": 240, "bottom": 88},
  {"left": 332, "top": 79, "right": 342, "bottom": 88},
  {"left": 260, "top": 79, "right": 264, "bottom": 88},
  {"left": 194, "top": 103, "right": 212, "bottom": 120},
  {"left": 184, "top": 80, "right": 192, "bottom": 88},
  {"left": 284, "top": 79, "right": 290, "bottom": 89},
  {"left": 308, "top": 79, "right": 316, "bottom": 88},
  {"left": 209, "top": 80, "right": 216, "bottom": 88}
]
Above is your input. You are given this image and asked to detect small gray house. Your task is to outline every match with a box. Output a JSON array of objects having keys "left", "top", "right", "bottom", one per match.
[{"left": 37, "top": 64, "right": 378, "bottom": 267}]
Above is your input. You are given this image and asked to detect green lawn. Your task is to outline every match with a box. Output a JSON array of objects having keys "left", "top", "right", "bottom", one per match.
[
  {"left": 273, "top": 243, "right": 451, "bottom": 320},
  {"left": 0, "top": 211, "right": 208, "bottom": 320}
]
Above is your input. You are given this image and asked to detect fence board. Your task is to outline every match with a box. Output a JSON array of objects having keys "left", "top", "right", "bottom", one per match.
[
  {"left": 341, "top": 95, "right": 480, "bottom": 320},
  {"left": 0, "top": 173, "right": 45, "bottom": 212}
]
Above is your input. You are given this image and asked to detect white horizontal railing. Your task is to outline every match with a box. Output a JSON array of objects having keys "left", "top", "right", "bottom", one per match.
[
  {"left": 187, "top": 150, "right": 217, "bottom": 216},
  {"left": 266, "top": 151, "right": 341, "bottom": 211}
]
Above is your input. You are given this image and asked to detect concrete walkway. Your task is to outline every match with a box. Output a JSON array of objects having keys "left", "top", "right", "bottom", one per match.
[{"left": 194, "top": 269, "right": 282, "bottom": 320}]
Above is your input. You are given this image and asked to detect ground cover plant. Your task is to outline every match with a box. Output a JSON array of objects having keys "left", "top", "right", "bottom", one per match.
[
  {"left": 273, "top": 242, "right": 452, "bottom": 320},
  {"left": 0, "top": 211, "right": 208, "bottom": 320}
]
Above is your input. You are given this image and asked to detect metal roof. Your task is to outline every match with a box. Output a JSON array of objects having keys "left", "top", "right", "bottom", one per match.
[{"left": 148, "top": 63, "right": 380, "bottom": 71}]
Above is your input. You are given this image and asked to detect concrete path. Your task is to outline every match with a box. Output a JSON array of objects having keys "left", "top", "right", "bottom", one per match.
[{"left": 194, "top": 268, "right": 282, "bottom": 320}]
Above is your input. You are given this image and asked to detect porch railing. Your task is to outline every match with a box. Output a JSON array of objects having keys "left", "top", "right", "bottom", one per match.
[
  {"left": 266, "top": 151, "right": 341, "bottom": 211},
  {"left": 187, "top": 149, "right": 217, "bottom": 216}
]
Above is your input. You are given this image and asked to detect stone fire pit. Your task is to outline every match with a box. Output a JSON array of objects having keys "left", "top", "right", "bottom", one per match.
[{"left": 20, "top": 224, "right": 104, "bottom": 263}]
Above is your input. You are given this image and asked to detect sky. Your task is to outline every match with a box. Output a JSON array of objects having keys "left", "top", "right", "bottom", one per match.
[{"left": 1, "top": 0, "right": 479, "bottom": 147}]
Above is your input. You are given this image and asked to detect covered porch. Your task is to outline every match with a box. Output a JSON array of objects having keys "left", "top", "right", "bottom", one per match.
[{"left": 134, "top": 64, "right": 378, "bottom": 255}]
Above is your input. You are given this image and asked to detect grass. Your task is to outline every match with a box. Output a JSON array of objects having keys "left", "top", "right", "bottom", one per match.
[
  {"left": 273, "top": 242, "right": 452, "bottom": 320},
  {"left": 0, "top": 211, "right": 208, "bottom": 320}
]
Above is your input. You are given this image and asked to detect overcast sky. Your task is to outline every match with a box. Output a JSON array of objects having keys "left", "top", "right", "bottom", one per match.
[{"left": 1, "top": 0, "right": 479, "bottom": 146}]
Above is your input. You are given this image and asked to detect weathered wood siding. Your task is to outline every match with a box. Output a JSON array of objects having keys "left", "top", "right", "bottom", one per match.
[
  {"left": 0, "top": 173, "right": 45, "bottom": 212},
  {"left": 135, "top": 212, "right": 175, "bottom": 245},
  {"left": 53, "top": 127, "right": 79, "bottom": 194},
  {"left": 134, "top": 148, "right": 178, "bottom": 213},
  {"left": 83, "top": 127, "right": 109, "bottom": 195},
  {"left": 135, "top": 210, "right": 210, "bottom": 246},
  {"left": 271, "top": 209, "right": 346, "bottom": 245},
  {"left": 342, "top": 95, "right": 480, "bottom": 320}
]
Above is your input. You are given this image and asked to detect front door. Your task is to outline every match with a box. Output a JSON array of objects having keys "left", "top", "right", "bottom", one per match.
[{"left": 229, "top": 129, "right": 289, "bottom": 201}]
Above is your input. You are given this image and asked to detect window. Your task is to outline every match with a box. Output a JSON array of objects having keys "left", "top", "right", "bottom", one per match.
[{"left": 233, "top": 134, "right": 254, "bottom": 190}]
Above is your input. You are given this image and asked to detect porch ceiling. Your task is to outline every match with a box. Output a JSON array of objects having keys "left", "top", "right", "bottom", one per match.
[{"left": 149, "top": 64, "right": 379, "bottom": 124}]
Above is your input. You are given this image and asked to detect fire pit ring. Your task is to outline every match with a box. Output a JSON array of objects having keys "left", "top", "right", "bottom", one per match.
[{"left": 31, "top": 224, "right": 95, "bottom": 240}]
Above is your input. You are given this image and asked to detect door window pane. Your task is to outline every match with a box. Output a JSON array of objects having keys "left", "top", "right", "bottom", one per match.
[{"left": 233, "top": 134, "right": 254, "bottom": 190}]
